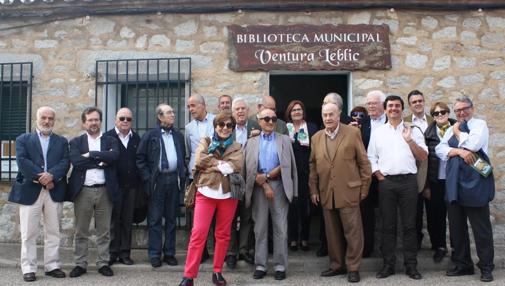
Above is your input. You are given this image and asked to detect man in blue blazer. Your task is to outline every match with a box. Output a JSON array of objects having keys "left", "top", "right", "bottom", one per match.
[
  {"left": 9, "top": 106, "right": 70, "bottom": 282},
  {"left": 136, "top": 103, "right": 186, "bottom": 268},
  {"left": 67, "top": 107, "right": 119, "bottom": 278}
]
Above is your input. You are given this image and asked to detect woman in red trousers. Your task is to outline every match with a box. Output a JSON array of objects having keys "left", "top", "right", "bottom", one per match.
[{"left": 179, "top": 110, "right": 244, "bottom": 286}]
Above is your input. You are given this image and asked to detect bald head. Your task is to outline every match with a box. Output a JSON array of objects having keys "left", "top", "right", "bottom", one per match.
[
  {"left": 258, "top": 95, "right": 277, "bottom": 112},
  {"left": 323, "top": 92, "right": 343, "bottom": 110},
  {"left": 322, "top": 102, "right": 341, "bottom": 131}
]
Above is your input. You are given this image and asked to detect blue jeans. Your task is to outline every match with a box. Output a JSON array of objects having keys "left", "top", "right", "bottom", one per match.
[{"left": 147, "top": 172, "right": 179, "bottom": 259}]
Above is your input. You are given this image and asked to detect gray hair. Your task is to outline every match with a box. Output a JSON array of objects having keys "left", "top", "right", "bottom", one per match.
[
  {"left": 454, "top": 95, "right": 473, "bottom": 107},
  {"left": 36, "top": 106, "right": 56, "bottom": 119},
  {"left": 155, "top": 103, "right": 170, "bottom": 123},
  {"left": 190, "top": 94, "right": 206, "bottom": 105},
  {"left": 366, "top": 90, "right": 386, "bottom": 103},
  {"left": 232, "top": 97, "right": 248, "bottom": 110},
  {"left": 324, "top": 92, "right": 343, "bottom": 110}
]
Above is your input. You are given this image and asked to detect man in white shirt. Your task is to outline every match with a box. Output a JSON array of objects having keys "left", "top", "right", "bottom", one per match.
[
  {"left": 367, "top": 95, "right": 428, "bottom": 280},
  {"left": 435, "top": 96, "right": 495, "bottom": 282},
  {"left": 68, "top": 107, "right": 120, "bottom": 278},
  {"left": 359, "top": 90, "right": 387, "bottom": 258}
]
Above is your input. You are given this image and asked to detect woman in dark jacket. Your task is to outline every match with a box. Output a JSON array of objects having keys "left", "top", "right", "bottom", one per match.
[
  {"left": 424, "top": 101, "right": 456, "bottom": 263},
  {"left": 285, "top": 100, "right": 318, "bottom": 251}
]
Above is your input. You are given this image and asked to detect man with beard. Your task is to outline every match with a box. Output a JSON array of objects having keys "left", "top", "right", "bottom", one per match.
[
  {"left": 9, "top": 106, "right": 70, "bottom": 282},
  {"left": 68, "top": 107, "right": 120, "bottom": 278},
  {"left": 368, "top": 95, "right": 428, "bottom": 280},
  {"left": 137, "top": 103, "right": 186, "bottom": 268}
]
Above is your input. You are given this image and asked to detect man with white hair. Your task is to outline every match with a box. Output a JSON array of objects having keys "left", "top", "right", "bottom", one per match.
[
  {"left": 359, "top": 90, "right": 387, "bottom": 258},
  {"left": 9, "top": 106, "right": 70, "bottom": 282}
]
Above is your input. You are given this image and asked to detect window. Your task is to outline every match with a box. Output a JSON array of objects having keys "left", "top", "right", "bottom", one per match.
[
  {"left": 95, "top": 58, "right": 191, "bottom": 136},
  {"left": 0, "top": 62, "right": 32, "bottom": 181}
]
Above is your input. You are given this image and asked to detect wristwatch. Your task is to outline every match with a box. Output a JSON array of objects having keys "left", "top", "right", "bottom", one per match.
[{"left": 266, "top": 173, "right": 271, "bottom": 182}]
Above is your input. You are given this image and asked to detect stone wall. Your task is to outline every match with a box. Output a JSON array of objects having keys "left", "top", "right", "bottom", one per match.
[{"left": 1, "top": 9, "right": 505, "bottom": 245}]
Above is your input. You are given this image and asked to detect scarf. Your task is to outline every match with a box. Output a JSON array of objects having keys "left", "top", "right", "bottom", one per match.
[
  {"left": 437, "top": 123, "right": 450, "bottom": 138},
  {"left": 287, "top": 121, "right": 310, "bottom": 146},
  {"left": 208, "top": 132, "right": 233, "bottom": 155}
]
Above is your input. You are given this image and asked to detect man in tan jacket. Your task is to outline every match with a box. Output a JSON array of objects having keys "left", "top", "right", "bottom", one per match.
[{"left": 309, "top": 102, "right": 371, "bottom": 283}]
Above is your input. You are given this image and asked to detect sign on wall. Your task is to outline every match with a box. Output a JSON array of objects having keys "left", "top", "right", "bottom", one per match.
[{"left": 228, "top": 24, "right": 391, "bottom": 71}]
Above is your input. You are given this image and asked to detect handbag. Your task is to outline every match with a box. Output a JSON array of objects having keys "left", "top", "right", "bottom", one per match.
[
  {"left": 184, "top": 171, "right": 199, "bottom": 209},
  {"left": 229, "top": 173, "right": 246, "bottom": 200}
]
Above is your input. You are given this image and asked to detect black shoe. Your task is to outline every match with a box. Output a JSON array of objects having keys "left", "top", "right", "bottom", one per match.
[
  {"left": 405, "top": 267, "right": 422, "bottom": 280},
  {"left": 225, "top": 255, "right": 237, "bottom": 269},
  {"left": 289, "top": 241, "right": 298, "bottom": 251},
  {"left": 212, "top": 272, "right": 227, "bottom": 286},
  {"left": 119, "top": 257, "right": 134, "bottom": 265},
  {"left": 163, "top": 255, "right": 178, "bottom": 266},
  {"left": 201, "top": 247, "right": 210, "bottom": 263},
  {"left": 150, "top": 257, "right": 162, "bottom": 268},
  {"left": 274, "top": 271, "right": 286, "bottom": 280},
  {"left": 446, "top": 266, "right": 475, "bottom": 276},
  {"left": 253, "top": 270, "right": 266, "bottom": 279},
  {"left": 238, "top": 253, "right": 254, "bottom": 265},
  {"left": 480, "top": 271, "right": 494, "bottom": 282},
  {"left": 109, "top": 253, "right": 118, "bottom": 266},
  {"left": 433, "top": 248, "right": 447, "bottom": 263},
  {"left": 69, "top": 266, "right": 87, "bottom": 278},
  {"left": 300, "top": 241, "right": 310, "bottom": 251},
  {"left": 179, "top": 277, "right": 194, "bottom": 286},
  {"left": 98, "top": 265, "right": 114, "bottom": 277},
  {"left": 45, "top": 268, "right": 66, "bottom": 278},
  {"left": 316, "top": 245, "right": 328, "bottom": 257},
  {"left": 23, "top": 272, "right": 36, "bottom": 282},
  {"left": 376, "top": 265, "right": 395, "bottom": 278},
  {"left": 348, "top": 271, "right": 360, "bottom": 283},
  {"left": 321, "top": 268, "right": 347, "bottom": 277}
]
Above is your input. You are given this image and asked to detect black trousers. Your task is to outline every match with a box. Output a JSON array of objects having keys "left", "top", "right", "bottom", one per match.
[
  {"left": 421, "top": 179, "right": 448, "bottom": 250},
  {"left": 379, "top": 174, "right": 418, "bottom": 268},
  {"left": 110, "top": 186, "right": 136, "bottom": 257},
  {"left": 360, "top": 177, "right": 379, "bottom": 256},
  {"left": 447, "top": 203, "right": 494, "bottom": 272}
]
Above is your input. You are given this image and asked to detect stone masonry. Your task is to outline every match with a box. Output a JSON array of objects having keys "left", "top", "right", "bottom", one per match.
[{"left": 1, "top": 9, "right": 505, "bottom": 246}]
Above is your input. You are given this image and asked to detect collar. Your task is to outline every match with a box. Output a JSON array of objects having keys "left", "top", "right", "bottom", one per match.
[
  {"left": 412, "top": 114, "right": 427, "bottom": 122},
  {"left": 386, "top": 120, "right": 404, "bottom": 130},
  {"left": 325, "top": 123, "right": 340, "bottom": 139},
  {"left": 371, "top": 112, "right": 386, "bottom": 122},
  {"left": 196, "top": 112, "right": 210, "bottom": 123},
  {"left": 236, "top": 121, "right": 247, "bottom": 130},
  {"left": 115, "top": 127, "right": 132, "bottom": 138},
  {"left": 36, "top": 128, "right": 52, "bottom": 138},
  {"left": 260, "top": 131, "right": 275, "bottom": 141},
  {"left": 87, "top": 132, "right": 102, "bottom": 140}
]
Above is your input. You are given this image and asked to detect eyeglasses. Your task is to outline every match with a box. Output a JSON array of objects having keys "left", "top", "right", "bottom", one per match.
[
  {"left": 432, "top": 110, "right": 448, "bottom": 117},
  {"left": 259, "top": 116, "right": 277, "bottom": 123},
  {"left": 291, "top": 108, "right": 303, "bottom": 112},
  {"left": 118, "top": 116, "right": 132, "bottom": 122},
  {"left": 217, "top": 122, "right": 235, "bottom": 129},
  {"left": 454, "top": 106, "right": 472, "bottom": 114},
  {"left": 351, "top": 111, "right": 365, "bottom": 119},
  {"left": 366, "top": 101, "right": 380, "bottom": 106}
]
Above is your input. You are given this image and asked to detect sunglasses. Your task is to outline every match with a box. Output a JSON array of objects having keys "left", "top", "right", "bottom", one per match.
[
  {"left": 351, "top": 111, "right": 365, "bottom": 119},
  {"left": 259, "top": 116, "right": 277, "bottom": 123},
  {"left": 118, "top": 116, "right": 132, "bottom": 122},
  {"left": 432, "top": 110, "right": 448, "bottom": 117},
  {"left": 217, "top": 122, "right": 235, "bottom": 129}
]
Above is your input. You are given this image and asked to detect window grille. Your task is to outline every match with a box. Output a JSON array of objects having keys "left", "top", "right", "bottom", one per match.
[
  {"left": 95, "top": 58, "right": 191, "bottom": 226},
  {"left": 0, "top": 62, "right": 32, "bottom": 181}
]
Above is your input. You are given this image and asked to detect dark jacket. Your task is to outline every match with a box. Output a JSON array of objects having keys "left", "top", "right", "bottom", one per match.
[
  {"left": 105, "top": 128, "right": 141, "bottom": 189},
  {"left": 360, "top": 115, "right": 387, "bottom": 150},
  {"left": 67, "top": 133, "right": 120, "bottom": 203},
  {"left": 136, "top": 126, "right": 186, "bottom": 195},
  {"left": 425, "top": 118, "right": 456, "bottom": 182},
  {"left": 9, "top": 132, "right": 70, "bottom": 205},
  {"left": 445, "top": 122, "right": 495, "bottom": 207}
]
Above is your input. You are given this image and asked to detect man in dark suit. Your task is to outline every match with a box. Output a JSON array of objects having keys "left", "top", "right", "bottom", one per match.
[
  {"left": 359, "top": 90, "right": 387, "bottom": 258},
  {"left": 68, "top": 107, "right": 120, "bottom": 278},
  {"left": 136, "top": 103, "right": 186, "bottom": 268},
  {"left": 105, "top": 108, "right": 141, "bottom": 266},
  {"left": 248, "top": 95, "right": 289, "bottom": 135},
  {"left": 226, "top": 97, "right": 257, "bottom": 268},
  {"left": 9, "top": 106, "right": 70, "bottom": 282}
]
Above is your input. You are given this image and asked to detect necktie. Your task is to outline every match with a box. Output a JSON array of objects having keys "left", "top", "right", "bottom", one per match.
[
  {"left": 160, "top": 130, "right": 170, "bottom": 171},
  {"left": 438, "top": 124, "right": 450, "bottom": 138}
]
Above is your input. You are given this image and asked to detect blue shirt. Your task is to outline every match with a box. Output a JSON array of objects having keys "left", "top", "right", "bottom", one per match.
[
  {"left": 37, "top": 129, "right": 50, "bottom": 172},
  {"left": 258, "top": 132, "right": 280, "bottom": 173},
  {"left": 160, "top": 129, "right": 178, "bottom": 172}
]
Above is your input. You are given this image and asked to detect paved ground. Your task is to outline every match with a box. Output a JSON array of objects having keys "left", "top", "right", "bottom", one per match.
[{"left": 1, "top": 242, "right": 505, "bottom": 285}]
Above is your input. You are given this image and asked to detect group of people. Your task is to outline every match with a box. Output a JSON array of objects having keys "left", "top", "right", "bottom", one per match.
[{"left": 9, "top": 90, "right": 495, "bottom": 285}]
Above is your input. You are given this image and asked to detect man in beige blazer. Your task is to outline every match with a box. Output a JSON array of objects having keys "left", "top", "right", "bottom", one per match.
[
  {"left": 309, "top": 102, "right": 371, "bottom": 283},
  {"left": 244, "top": 108, "right": 298, "bottom": 281}
]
